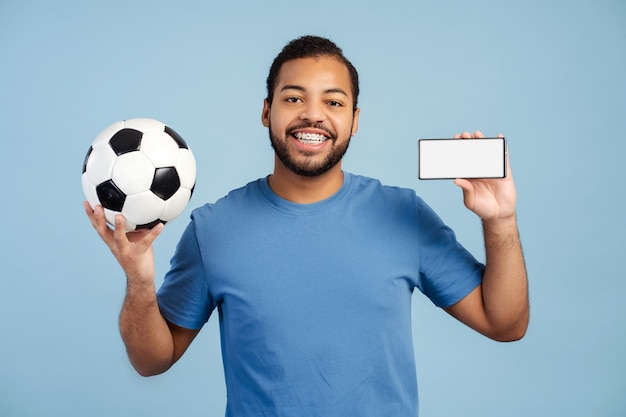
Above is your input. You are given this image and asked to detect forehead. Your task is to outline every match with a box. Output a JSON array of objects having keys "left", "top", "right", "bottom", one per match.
[{"left": 275, "top": 56, "right": 352, "bottom": 95}]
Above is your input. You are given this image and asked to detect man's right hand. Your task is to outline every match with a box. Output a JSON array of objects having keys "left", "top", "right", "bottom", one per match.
[
  {"left": 84, "top": 202, "right": 194, "bottom": 376},
  {"left": 83, "top": 202, "right": 163, "bottom": 285}
]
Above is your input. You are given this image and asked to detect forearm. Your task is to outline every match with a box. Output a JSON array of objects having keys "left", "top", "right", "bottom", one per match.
[
  {"left": 481, "top": 215, "right": 529, "bottom": 340},
  {"left": 119, "top": 280, "right": 175, "bottom": 376}
]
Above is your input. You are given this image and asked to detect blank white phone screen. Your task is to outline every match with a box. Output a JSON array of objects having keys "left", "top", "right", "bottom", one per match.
[{"left": 418, "top": 138, "right": 506, "bottom": 180}]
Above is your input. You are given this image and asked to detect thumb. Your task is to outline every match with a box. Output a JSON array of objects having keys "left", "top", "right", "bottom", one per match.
[
  {"left": 454, "top": 178, "right": 475, "bottom": 210},
  {"left": 131, "top": 222, "right": 165, "bottom": 248},
  {"left": 454, "top": 178, "right": 472, "bottom": 192}
]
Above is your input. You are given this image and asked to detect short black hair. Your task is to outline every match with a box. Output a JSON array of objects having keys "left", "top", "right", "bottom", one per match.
[{"left": 266, "top": 35, "right": 360, "bottom": 111}]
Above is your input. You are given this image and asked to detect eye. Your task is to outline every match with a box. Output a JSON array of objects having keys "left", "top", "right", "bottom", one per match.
[
  {"left": 285, "top": 97, "right": 302, "bottom": 103},
  {"left": 327, "top": 100, "right": 342, "bottom": 107}
]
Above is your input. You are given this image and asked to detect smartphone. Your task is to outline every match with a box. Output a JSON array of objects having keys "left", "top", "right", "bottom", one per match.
[{"left": 418, "top": 137, "right": 506, "bottom": 180}]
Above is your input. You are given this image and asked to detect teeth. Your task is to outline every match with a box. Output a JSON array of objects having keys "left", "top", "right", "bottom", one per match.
[{"left": 294, "top": 132, "right": 327, "bottom": 144}]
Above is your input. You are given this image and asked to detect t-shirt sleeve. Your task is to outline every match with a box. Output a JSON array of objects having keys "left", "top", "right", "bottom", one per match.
[
  {"left": 156, "top": 217, "right": 215, "bottom": 329},
  {"left": 415, "top": 198, "right": 484, "bottom": 308}
]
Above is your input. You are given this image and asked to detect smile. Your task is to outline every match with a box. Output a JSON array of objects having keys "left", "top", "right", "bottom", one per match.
[{"left": 293, "top": 132, "right": 328, "bottom": 145}]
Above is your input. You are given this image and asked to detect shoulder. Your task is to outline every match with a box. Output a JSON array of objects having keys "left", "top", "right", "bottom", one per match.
[
  {"left": 189, "top": 178, "right": 265, "bottom": 224},
  {"left": 345, "top": 172, "right": 427, "bottom": 209},
  {"left": 195, "top": 178, "right": 264, "bottom": 210}
]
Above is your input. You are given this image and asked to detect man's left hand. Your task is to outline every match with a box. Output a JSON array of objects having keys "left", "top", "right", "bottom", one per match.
[{"left": 453, "top": 131, "right": 516, "bottom": 221}]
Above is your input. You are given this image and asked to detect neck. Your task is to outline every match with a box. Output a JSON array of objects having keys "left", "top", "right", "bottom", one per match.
[{"left": 268, "top": 159, "right": 344, "bottom": 204}]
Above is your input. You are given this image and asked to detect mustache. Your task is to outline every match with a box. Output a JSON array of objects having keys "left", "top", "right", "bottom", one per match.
[{"left": 286, "top": 123, "right": 337, "bottom": 141}]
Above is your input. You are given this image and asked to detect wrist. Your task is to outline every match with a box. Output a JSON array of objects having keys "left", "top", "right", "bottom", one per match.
[
  {"left": 125, "top": 275, "right": 156, "bottom": 293},
  {"left": 482, "top": 214, "right": 518, "bottom": 234}
]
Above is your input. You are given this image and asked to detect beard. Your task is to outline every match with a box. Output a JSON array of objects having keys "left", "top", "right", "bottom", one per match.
[{"left": 268, "top": 121, "right": 352, "bottom": 177}]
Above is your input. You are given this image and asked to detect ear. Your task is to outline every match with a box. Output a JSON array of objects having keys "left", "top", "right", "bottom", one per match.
[
  {"left": 261, "top": 99, "right": 270, "bottom": 127},
  {"left": 351, "top": 108, "right": 360, "bottom": 136}
]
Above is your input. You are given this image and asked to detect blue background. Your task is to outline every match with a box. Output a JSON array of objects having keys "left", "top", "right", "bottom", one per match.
[{"left": 1, "top": 0, "right": 625, "bottom": 416}]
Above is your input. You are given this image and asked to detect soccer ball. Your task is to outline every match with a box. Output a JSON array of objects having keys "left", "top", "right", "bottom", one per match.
[{"left": 82, "top": 118, "right": 196, "bottom": 232}]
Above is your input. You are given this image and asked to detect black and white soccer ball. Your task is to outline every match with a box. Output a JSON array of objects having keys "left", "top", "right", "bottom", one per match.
[{"left": 82, "top": 118, "right": 196, "bottom": 231}]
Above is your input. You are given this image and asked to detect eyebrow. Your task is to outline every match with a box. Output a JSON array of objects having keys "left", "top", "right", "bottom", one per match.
[{"left": 280, "top": 85, "right": 348, "bottom": 97}]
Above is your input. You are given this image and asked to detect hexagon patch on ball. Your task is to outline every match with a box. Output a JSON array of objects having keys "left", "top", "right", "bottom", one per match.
[{"left": 82, "top": 118, "right": 196, "bottom": 231}]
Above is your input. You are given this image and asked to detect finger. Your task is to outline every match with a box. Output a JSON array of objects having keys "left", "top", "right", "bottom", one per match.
[
  {"left": 113, "top": 214, "right": 131, "bottom": 248},
  {"left": 460, "top": 131, "right": 472, "bottom": 139},
  {"left": 504, "top": 144, "right": 513, "bottom": 178},
  {"left": 84, "top": 201, "right": 105, "bottom": 236},
  {"left": 85, "top": 204, "right": 118, "bottom": 250},
  {"left": 473, "top": 130, "right": 485, "bottom": 138},
  {"left": 91, "top": 204, "right": 111, "bottom": 233},
  {"left": 83, "top": 201, "right": 96, "bottom": 224}
]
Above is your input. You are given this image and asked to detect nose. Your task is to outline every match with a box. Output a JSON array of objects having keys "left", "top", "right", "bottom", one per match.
[{"left": 299, "top": 100, "right": 325, "bottom": 123}]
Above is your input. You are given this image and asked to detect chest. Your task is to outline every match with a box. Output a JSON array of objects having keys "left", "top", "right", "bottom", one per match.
[{"left": 202, "top": 208, "right": 421, "bottom": 329}]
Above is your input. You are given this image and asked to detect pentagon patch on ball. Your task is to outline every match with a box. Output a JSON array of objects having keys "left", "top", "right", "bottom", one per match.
[{"left": 82, "top": 118, "right": 196, "bottom": 232}]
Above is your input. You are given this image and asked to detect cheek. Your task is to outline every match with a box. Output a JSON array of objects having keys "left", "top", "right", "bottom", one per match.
[
  {"left": 273, "top": 115, "right": 300, "bottom": 137},
  {"left": 332, "top": 115, "right": 355, "bottom": 136},
  {"left": 269, "top": 117, "right": 285, "bottom": 136}
]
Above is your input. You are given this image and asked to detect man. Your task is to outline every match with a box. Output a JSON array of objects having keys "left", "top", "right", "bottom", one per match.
[{"left": 84, "top": 35, "right": 528, "bottom": 416}]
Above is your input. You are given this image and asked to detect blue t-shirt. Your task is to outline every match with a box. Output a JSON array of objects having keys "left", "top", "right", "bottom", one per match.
[{"left": 157, "top": 172, "right": 484, "bottom": 416}]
